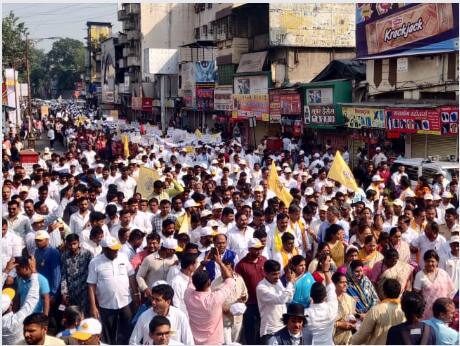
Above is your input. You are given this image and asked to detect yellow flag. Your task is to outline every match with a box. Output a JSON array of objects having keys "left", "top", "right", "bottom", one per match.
[
  {"left": 195, "top": 129, "right": 203, "bottom": 139},
  {"left": 121, "top": 134, "right": 130, "bottom": 158},
  {"left": 176, "top": 213, "right": 190, "bottom": 234},
  {"left": 137, "top": 166, "right": 160, "bottom": 198},
  {"left": 268, "top": 161, "right": 293, "bottom": 207},
  {"left": 327, "top": 151, "right": 359, "bottom": 192}
]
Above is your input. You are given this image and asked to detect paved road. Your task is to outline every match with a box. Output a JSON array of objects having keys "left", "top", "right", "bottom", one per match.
[{"left": 28, "top": 133, "right": 66, "bottom": 155}]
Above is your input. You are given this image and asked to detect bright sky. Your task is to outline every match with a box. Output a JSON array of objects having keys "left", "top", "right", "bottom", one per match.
[{"left": 2, "top": 3, "right": 122, "bottom": 52}]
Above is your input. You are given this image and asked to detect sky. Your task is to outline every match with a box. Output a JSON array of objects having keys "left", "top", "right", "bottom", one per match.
[{"left": 2, "top": 3, "right": 122, "bottom": 52}]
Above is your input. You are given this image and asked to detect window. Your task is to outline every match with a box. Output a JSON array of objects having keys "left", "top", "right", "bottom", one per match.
[
  {"left": 202, "top": 25, "right": 208, "bottom": 37},
  {"left": 207, "top": 3, "right": 212, "bottom": 9},
  {"left": 194, "top": 28, "right": 200, "bottom": 40}
]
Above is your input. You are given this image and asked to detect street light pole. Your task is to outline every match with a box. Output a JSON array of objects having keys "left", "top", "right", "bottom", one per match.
[{"left": 25, "top": 34, "right": 32, "bottom": 121}]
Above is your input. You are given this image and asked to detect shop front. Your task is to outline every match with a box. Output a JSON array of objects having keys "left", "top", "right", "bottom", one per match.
[
  {"left": 300, "top": 80, "right": 352, "bottom": 151},
  {"left": 385, "top": 105, "right": 459, "bottom": 160},
  {"left": 131, "top": 96, "right": 153, "bottom": 123},
  {"left": 214, "top": 86, "right": 233, "bottom": 141},
  {"left": 269, "top": 89, "right": 303, "bottom": 138}
]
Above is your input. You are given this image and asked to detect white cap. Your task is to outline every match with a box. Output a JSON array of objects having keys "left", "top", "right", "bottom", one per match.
[
  {"left": 325, "top": 181, "right": 334, "bottom": 188},
  {"left": 450, "top": 236, "right": 460, "bottom": 244},
  {"left": 239, "top": 160, "right": 247, "bottom": 166},
  {"left": 184, "top": 199, "right": 199, "bottom": 208},
  {"left": 299, "top": 150, "right": 305, "bottom": 155},
  {"left": 162, "top": 238, "right": 178, "bottom": 250},
  {"left": 304, "top": 187, "right": 314, "bottom": 196},
  {"left": 19, "top": 186, "right": 29, "bottom": 193},
  {"left": 207, "top": 220, "right": 219, "bottom": 228},
  {"left": 31, "top": 214, "right": 45, "bottom": 224},
  {"left": 424, "top": 194, "right": 434, "bottom": 200},
  {"left": 282, "top": 163, "right": 289, "bottom": 167},
  {"left": 254, "top": 185, "right": 264, "bottom": 192},
  {"left": 393, "top": 199, "right": 404, "bottom": 207},
  {"left": 284, "top": 167, "right": 292, "bottom": 174},
  {"left": 212, "top": 203, "right": 223, "bottom": 210},
  {"left": 200, "top": 227, "right": 215, "bottom": 237},
  {"left": 200, "top": 210, "right": 212, "bottom": 218},
  {"left": 292, "top": 170, "right": 300, "bottom": 176},
  {"left": 372, "top": 175, "right": 383, "bottom": 182},
  {"left": 442, "top": 191, "right": 453, "bottom": 199},
  {"left": 100, "top": 237, "right": 121, "bottom": 250},
  {"left": 433, "top": 194, "right": 442, "bottom": 201},
  {"left": 276, "top": 166, "right": 282, "bottom": 171},
  {"left": 313, "top": 153, "right": 320, "bottom": 158},
  {"left": 319, "top": 205, "right": 329, "bottom": 212},
  {"left": 35, "top": 230, "right": 50, "bottom": 240},
  {"left": 248, "top": 238, "right": 264, "bottom": 249},
  {"left": 405, "top": 191, "right": 416, "bottom": 198},
  {"left": 72, "top": 318, "right": 103, "bottom": 341},
  {"left": 211, "top": 159, "right": 218, "bottom": 164},
  {"left": 376, "top": 147, "right": 381, "bottom": 151},
  {"left": 2, "top": 288, "right": 15, "bottom": 313}
]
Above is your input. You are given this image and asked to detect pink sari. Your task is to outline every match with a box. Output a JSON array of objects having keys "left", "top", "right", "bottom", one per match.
[{"left": 419, "top": 269, "right": 455, "bottom": 320}]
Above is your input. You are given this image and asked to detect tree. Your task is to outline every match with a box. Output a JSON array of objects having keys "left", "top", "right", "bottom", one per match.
[
  {"left": 2, "top": 11, "right": 28, "bottom": 78},
  {"left": 47, "top": 38, "right": 85, "bottom": 94}
]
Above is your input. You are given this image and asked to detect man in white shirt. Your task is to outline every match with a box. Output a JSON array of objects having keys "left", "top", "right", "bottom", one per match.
[
  {"left": 410, "top": 221, "right": 447, "bottom": 268},
  {"left": 1, "top": 218, "right": 24, "bottom": 270},
  {"left": 6, "top": 200, "right": 32, "bottom": 239},
  {"left": 127, "top": 198, "right": 153, "bottom": 234},
  {"left": 304, "top": 263, "right": 337, "bottom": 345},
  {"left": 440, "top": 236, "right": 459, "bottom": 290},
  {"left": 87, "top": 237, "right": 140, "bottom": 345},
  {"left": 120, "top": 229, "right": 145, "bottom": 261},
  {"left": 391, "top": 164, "right": 408, "bottom": 188},
  {"left": 372, "top": 147, "right": 387, "bottom": 167},
  {"left": 129, "top": 282, "right": 195, "bottom": 345},
  {"left": 81, "top": 226, "right": 104, "bottom": 258},
  {"left": 227, "top": 213, "right": 255, "bottom": 259},
  {"left": 169, "top": 253, "right": 199, "bottom": 317},
  {"left": 69, "top": 197, "right": 91, "bottom": 235},
  {"left": 256, "top": 259, "right": 295, "bottom": 343},
  {"left": 114, "top": 168, "right": 137, "bottom": 200}
]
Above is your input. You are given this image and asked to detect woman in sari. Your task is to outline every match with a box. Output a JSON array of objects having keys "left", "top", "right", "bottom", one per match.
[
  {"left": 370, "top": 248, "right": 413, "bottom": 300},
  {"left": 312, "top": 253, "right": 334, "bottom": 285},
  {"left": 326, "top": 224, "right": 346, "bottom": 267},
  {"left": 388, "top": 227, "right": 411, "bottom": 263},
  {"left": 346, "top": 259, "right": 379, "bottom": 316},
  {"left": 358, "top": 235, "right": 383, "bottom": 273},
  {"left": 350, "top": 223, "right": 373, "bottom": 250},
  {"left": 333, "top": 272, "right": 357, "bottom": 345},
  {"left": 281, "top": 255, "right": 306, "bottom": 287},
  {"left": 413, "top": 249, "right": 456, "bottom": 320}
]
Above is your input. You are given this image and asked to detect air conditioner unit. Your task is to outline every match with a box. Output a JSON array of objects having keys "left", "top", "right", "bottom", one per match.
[{"left": 449, "top": 154, "right": 457, "bottom": 162}]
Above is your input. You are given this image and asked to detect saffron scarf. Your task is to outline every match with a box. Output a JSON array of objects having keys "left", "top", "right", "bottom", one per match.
[{"left": 273, "top": 226, "right": 294, "bottom": 253}]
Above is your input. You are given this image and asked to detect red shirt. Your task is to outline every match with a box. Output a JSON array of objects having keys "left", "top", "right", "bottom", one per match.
[
  {"left": 130, "top": 249, "right": 150, "bottom": 271},
  {"left": 235, "top": 255, "right": 266, "bottom": 305},
  {"left": 379, "top": 169, "right": 391, "bottom": 183}
]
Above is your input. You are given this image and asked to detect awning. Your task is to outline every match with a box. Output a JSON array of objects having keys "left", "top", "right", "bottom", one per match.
[{"left": 236, "top": 51, "right": 267, "bottom": 74}]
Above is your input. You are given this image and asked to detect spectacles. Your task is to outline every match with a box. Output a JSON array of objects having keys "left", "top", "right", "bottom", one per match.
[{"left": 154, "top": 332, "right": 170, "bottom": 336}]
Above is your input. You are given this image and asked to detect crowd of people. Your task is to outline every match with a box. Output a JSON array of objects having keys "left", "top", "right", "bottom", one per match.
[{"left": 2, "top": 102, "right": 459, "bottom": 345}]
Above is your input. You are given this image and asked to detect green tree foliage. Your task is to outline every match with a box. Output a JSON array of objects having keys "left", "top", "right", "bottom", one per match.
[
  {"left": 47, "top": 38, "right": 85, "bottom": 93},
  {"left": 2, "top": 11, "right": 28, "bottom": 75}
]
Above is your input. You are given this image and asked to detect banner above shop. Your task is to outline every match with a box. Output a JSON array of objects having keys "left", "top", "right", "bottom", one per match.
[
  {"left": 356, "top": 3, "right": 459, "bottom": 59},
  {"left": 304, "top": 105, "right": 336, "bottom": 125},
  {"left": 342, "top": 106, "right": 385, "bottom": 129},
  {"left": 196, "top": 83, "right": 214, "bottom": 111},
  {"left": 269, "top": 90, "right": 302, "bottom": 123},
  {"left": 232, "top": 94, "right": 269, "bottom": 121},
  {"left": 385, "top": 107, "right": 441, "bottom": 135},
  {"left": 439, "top": 106, "right": 459, "bottom": 136},
  {"left": 214, "top": 86, "right": 233, "bottom": 112}
]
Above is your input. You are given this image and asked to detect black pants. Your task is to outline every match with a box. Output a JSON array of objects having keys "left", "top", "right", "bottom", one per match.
[
  {"left": 242, "top": 304, "right": 261, "bottom": 345},
  {"left": 99, "top": 305, "right": 133, "bottom": 345},
  {"left": 49, "top": 138, "right": 55, "bottom": 149},
  {"left": 261, "top": 334, "right": 274, "bottom": 345}
]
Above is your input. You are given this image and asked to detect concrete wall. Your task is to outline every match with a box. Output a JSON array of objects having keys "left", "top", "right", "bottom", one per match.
[
  {"left": 269, "top": 48, "right": 355, "bottom": 85},
  {"left": 366, "top": 53, "right": 459, "bottom": 99}
]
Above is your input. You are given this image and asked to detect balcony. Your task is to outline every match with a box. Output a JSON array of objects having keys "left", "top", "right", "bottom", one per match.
[
  {"left": 125, "top": 3, "right": 140, "bottom": 15},
  {"left": 122, "top": 21, "right": 136, "bottom": 31},
  {"left": 127, "top": 56, "right": 141, "bottom": 67},
  {"left": 117, "top": 9, "right": 127, "bottom": 21},
  {"left": 123, "top": 47, "right": 137, "bottom": 57},
  {"left": 127, "top": 30, "right": 141, "bottom": 41}
]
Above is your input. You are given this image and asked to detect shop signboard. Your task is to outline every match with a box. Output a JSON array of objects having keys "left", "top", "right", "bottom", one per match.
[
  {"left": 182, "top": 89, "right": 196, "bottom": 109},
  {"left": 385, "top": 107, "right": 441, "bottom": 135},
  {"left": 232, "top": 94, "right": 269, "bottom": 121},
  {"left": 342, "top": 106, "right": 385, "bottom": 128},
  {"left": 214, "top": 86, "right": 233, "bottom": 111},
  {"left": 439, "top": 106, "right": 458, "bottom": 136},
  {"left": 196, "top": 84, "right": 214, "bottom": 111},
  {"left": 305, "top": 88, "right": 333, "bottom": 105},
  {"left": 195, "top": 61, "right": 216, "bottom": 83},
  {"left": 234, "top": 75, "right": 268, "bottom": 95},
  {"left": 269, "top": 90, "right": 301, "bottom": 123},
  {"left": 356, "top": 3, "right": 459, "bottom": 59},
  {"left": 304, "top": 105, "right": 336, "bottom": 125}
]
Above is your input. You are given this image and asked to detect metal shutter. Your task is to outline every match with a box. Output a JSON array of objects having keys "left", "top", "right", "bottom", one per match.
[{"left": 411, "top": 134, "right": 458, "bottom": 160}]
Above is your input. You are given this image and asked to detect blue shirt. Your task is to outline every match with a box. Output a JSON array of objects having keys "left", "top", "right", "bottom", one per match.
[
  {"left": 292, "top": 272, "right": 316, "bottom": 308},
  {"left": 17, "top": 273, "right": 50, "bottom": 313},
  {"left": 424, "top": 318, "right": 459, "bottom": 345},
  {"left": 317, "top": 220, "right": 350, "bottom": 243},
  {"left": 35, "top": 246, "right": 61, "bottom": 298}
]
